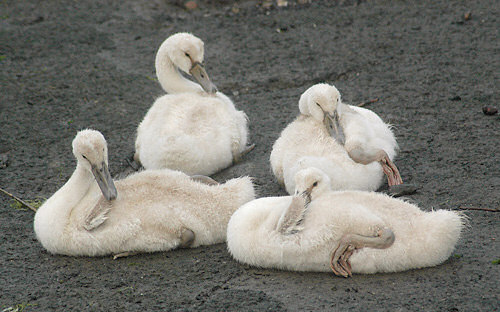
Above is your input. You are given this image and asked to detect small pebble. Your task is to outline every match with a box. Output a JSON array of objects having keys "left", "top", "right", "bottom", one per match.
[
  {"left": 0, "top": 152, "right": 8, "bottom": 169},
  {"left": 262, "top": 0, "right": 272, "bottom": 9},
  {"left": 482, "top": 106, "right": 498, "bottom": 116},
  {"left": 277, "top": 0, "right": 288, "bottom": 7},
  {"left": 185, "top": 1, "right": 197, "bottom": 10}
]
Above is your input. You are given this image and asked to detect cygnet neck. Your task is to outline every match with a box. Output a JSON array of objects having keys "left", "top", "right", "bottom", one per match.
[
  {"left": 34, "top": 163, "right": 96, "bottom": 242},
  {"left": 156, "top": 54, "right": 203, "bottom": 94}
]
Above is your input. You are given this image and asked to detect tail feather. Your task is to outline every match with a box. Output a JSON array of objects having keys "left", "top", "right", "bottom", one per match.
[
  {"left": 221, "top": 176, "right": 256, "bottom": 207},
  {"left": 352, "top": 209, "right": 464, "bottom": 274},
  {"left": 410, "top": 210, "right": 464, "bottom": 268}
]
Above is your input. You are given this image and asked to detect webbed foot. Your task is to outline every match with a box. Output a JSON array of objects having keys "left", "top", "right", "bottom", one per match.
[
  {"left": 330, "top": 228, "right": 395, "bottom": 277},
  {"left": 379, "top": 154, "right": 403, "bottom": 186}
]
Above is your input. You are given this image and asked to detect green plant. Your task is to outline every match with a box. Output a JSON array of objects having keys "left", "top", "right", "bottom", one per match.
[
  {"left": 10, "top": 198, "right": 44, "bottom": 211},
  {"left": 2, "top": 302, "right": 36, "bottom": 312}
]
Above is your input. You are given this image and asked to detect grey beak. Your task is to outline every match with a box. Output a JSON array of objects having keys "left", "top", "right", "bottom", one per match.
[
  {"left": 324, "top": 111, "right": 345, "bottom": 145},
  {"left": 298, "top": 189, "right": 312, "bottom": 206},
  {"left": 189, "top": 62, "right": 218, "bottom": 94},
  {"left": 91, "top": 161, "right": 118, "bottom": 201}
]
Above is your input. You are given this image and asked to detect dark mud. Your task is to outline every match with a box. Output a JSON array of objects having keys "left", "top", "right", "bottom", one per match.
[{"left": 1, "top": 0, "right": 499, "bottom": 310}]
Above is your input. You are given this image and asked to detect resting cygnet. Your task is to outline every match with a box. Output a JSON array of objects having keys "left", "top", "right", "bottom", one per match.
[
  {"left": 270, "top": 83, "right": 412, "bottom": 195},
  {"left": 34, "top": 129, "right": 255, "bottom": 258},
  {"left": 134, "top": 32, "right": 253, "bottom": 176},
  {"left": 227, "top": 167, "right": 463, "bottom": 277}
]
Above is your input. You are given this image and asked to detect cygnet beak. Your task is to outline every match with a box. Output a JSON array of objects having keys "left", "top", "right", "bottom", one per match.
[
  {"left": 91, "top": 161, "right": 118, "bottom": 201},
  {"left": 189, "top": 62, "right": 218, "bottom": 94},
  {"left": 294, "top": 188, "right": 312, "bottom": 206},
  {"left": 324, "top": 111, "right": 345, "bottom": 145}
]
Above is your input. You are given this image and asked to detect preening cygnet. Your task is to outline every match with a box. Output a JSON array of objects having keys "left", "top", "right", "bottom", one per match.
[
  {"left": 134, "top": 32, "right": 253, "bottom": 176},
  {"left": 227, "top": 167, "right": 463, "bottom": 277},
  {"left": 34, "top": 129, "right": 255, "bottom": 257},
  {"left": 270, "top": 83, "right": 404, "bottom": 195}
]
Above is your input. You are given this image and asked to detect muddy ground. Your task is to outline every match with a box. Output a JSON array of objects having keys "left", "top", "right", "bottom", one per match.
[{"left": 1, "top": 0, "right": 499, "bottom": 311}]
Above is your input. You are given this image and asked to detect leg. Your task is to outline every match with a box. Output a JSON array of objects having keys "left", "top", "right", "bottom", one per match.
[
  {"left": 190, "top": 175, "right": 219, "bottom": 186},
  {"left": 347, "top": 147, "right": 403, "bottom": 186},
  {"left": 330, "top": 228, "right": 395, "bottom": 277},
  {"left": 379, "top": 154, "right": 403, "bottom": 186},
  {"left": 179, "top": 228, "right": 195, "bottom": 248}
]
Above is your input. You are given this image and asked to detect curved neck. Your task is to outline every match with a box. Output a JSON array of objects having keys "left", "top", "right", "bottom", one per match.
[
  {"left": 155, "top": 54, "right": 202, "bottom": 94},
  {"left": 35, "top": 164, "right": 95, "bottom": 239}
]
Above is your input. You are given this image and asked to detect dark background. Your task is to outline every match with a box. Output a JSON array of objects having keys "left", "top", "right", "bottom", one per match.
[{"left": 1, "top": 0, "right": 498, "bottom": 310}]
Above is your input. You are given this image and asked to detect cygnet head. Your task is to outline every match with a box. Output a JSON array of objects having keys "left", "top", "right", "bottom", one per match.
[
  {"left": 293, "top": 167, "right": 331, "bottom": 202},
  {"left": 156, "top": 32, "right": 217, "bottom": 93},
  {"left": 72, "top": 129, "right": 117, "bottom": 201},
  {"left": 298, "top": 83, "right": 345, "bottom": 143}
]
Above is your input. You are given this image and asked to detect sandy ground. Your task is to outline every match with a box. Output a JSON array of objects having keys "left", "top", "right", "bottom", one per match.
[{"left": 1, "top": 0, "right": 499, "bottom": 310}]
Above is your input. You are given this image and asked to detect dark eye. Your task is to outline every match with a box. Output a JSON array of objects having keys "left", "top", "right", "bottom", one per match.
[
  {"left": 312, "top": 181, "right": 318, "bottom": 187},
  {"left": 82, "top": 155, "right": 88, "bottom": 160},
  {"left": 315, "top": 102, "right": 321, "bottom": 107},
  {"left": 184, "top": 52, "right": 190, "bottom": 57}
]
